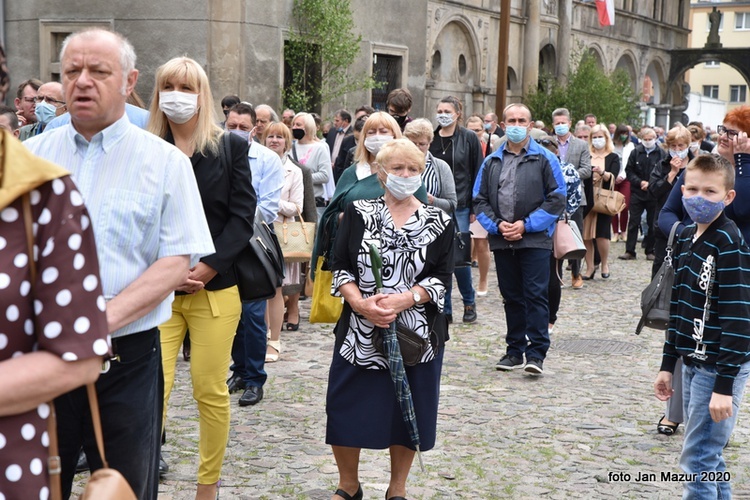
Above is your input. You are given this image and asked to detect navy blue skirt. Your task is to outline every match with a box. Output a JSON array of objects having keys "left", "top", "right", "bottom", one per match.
[{"left": 325, "top": 347, "right": 443, "bottom": 451}]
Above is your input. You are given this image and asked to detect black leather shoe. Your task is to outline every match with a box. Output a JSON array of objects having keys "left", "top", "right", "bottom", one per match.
[
  {"left": 239, "top": 386, "right": 263, "bottom": 406},
  {"left": 462, "top": 304, "right": 477, "bottom": 323},
  {"left": 159, "top": 453, "right": 169, "bottom": 478},
  {"left": 226, "top": 373, "right": 245, "bottom": 394}
]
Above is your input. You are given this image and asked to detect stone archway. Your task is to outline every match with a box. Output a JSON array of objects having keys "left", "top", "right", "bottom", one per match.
[
  {"left": 614, "top": 53, "right": 638, "bottom": 93},
  {"left": 539, "top": 44, "right": 556, "bottom": 76},
  {"left": 427, "top": 19, "right": 481, "bottom": 117},
  {"left": 661, "top": 47, "right": 750, "bottom": 127}
]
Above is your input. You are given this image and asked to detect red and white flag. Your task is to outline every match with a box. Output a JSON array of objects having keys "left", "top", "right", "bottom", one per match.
[{"left": 596, "top": 0, "right": 615, "bottom": 26}]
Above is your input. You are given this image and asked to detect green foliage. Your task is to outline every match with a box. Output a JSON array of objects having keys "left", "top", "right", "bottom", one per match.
[
  {"left": 284, "top": 0, "right": 377, "bottom": 113},
  {"left": 524, "top": 51, "right": 642, "bottom": 126}
]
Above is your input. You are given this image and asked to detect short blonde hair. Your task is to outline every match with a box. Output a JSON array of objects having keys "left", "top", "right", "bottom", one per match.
[
  {"left": 403, "top": 118, "right": 433, "bottom": 142},
  {"left": 262, "top": 121, "right": 293, "bottom": 154},
  {"left": 147, "top": 57, "right": 222, "bottom": 156},
  {"left": 292, "top": 112, "right": 317, "bottom": 141},
  {"left": 354, "top": 112, "right": 402, "bottom": 165},
  {"left": 589, "top": 124, "right": 614, "bottom": 154},
  {"left": 375, "top": 138, "right": 426, "bottom": 173},
  {"left": 666, "top": 125, "right": 692, "bottom": 148}
]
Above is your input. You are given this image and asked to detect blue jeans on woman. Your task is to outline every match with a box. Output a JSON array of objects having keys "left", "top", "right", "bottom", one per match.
[
  {"left": 445, "top": 207, "right": 475, "bottom": 317},
  {"left": 680, "top": 360, "right": 750, "bottom": 499}
]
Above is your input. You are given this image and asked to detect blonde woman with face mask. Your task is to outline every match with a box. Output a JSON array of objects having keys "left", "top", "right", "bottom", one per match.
[
  {"left": 147, "top": 57, "right": 256, "bottom": 500},
  {"left": 310, "top": 113, "right": 429, "bottom": 283},
  {"left": 581, "top": 125, "right": 620, "bottom": 280}
]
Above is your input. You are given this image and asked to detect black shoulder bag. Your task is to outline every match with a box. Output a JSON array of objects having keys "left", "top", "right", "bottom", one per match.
[
  {"left": 221, "top": 133, "right": 285, "bottom": 301},
  {"left": 635, "top": 221, "right": 680, "bottom": 334}
]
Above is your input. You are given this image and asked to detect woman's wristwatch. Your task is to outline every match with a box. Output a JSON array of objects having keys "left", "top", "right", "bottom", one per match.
[{"left": 410, "top": 288, "right": 421, "bottom": 305}]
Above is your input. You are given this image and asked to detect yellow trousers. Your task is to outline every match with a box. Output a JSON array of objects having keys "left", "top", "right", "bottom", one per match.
[{"left": 160, "top": 286, "right": 241, "bottom": 484}]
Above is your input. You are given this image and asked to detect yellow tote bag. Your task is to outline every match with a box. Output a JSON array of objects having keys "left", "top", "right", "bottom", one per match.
[{"left": 309, "top": 257, "right": 344, "bottom": 324}]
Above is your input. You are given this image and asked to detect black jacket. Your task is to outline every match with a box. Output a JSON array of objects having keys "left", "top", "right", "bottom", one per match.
[
  {"left": 429, "top": 125, "right": 483, "bottom": 211},
  {"left": 169, "top": 131, "right": 257, "bottom": 291},
  {"left": 626, "top": 144, "right": 666, "bottom": 200}
]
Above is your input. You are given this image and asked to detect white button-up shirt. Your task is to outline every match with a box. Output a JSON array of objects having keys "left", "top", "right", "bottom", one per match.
[{"left": 25, "top": 115, "right": 214, "bottom": 337}]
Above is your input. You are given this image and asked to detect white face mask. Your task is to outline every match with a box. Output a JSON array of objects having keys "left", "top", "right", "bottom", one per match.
[
  {"left": 385, "top": 172, "right": 422, "bottom": 200},
  {"left": 364, "top": 134, "right": 393, "bottom": 155},
  {"left": 669, "top": 148, "right": 689, "bottom": 160},
  {"left": 159, "top": 91, "right": 199, "bottom": 124},
  {"left": 642, "top": 139, "right": 656, "bottom": 149},
  {"left": 436, "top": 113, "right": 455, "bottom": 128},
  {"left": 591, "top": 137, "right": 606, "bottom": 150},
  {"left": 690, "top": 141, "right": 700, "bottom": 151}
]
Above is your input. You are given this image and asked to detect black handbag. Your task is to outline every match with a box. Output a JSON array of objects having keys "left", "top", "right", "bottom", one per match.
[
  {"left": 453, "top": 212, "right": 472, "bottom": 268},
  {"left": 234, "top": 218, "right": 285, "bottom": 302},
  {"left": 219, "top": 133, "right": 285, "bottom": 302},
  {"left": 635, "top": 221, "right": 680, "bottom": 334}
]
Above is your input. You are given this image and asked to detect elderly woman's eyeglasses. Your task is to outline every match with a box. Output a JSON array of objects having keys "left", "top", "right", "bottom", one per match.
[
  {"left": 33, "top": 95, "right": 66, "bottom": 107},
  {"left": 717, "top": 125, "right": 739, "bottom": 139}
]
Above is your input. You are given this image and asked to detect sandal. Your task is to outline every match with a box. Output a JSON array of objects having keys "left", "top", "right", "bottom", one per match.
[
  {"left": 657, "top": 415, "right": 679, "bottom": 435},
  {"left": 265, "top": 340, "right": 281, "bottom": 363},
  {"left": 285, "top": 322, "right": 299, "bottom": 331},
  {"left": 334, "top": 483, "right": 363, "bottom": 500}
]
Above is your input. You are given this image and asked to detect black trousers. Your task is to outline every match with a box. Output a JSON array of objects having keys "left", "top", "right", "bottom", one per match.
[
  {"left": 54, "top": 328, "right": 163, "bottom": 500},
  {"left": 625, "top": 193, "right": 656, "bottom": 256}
]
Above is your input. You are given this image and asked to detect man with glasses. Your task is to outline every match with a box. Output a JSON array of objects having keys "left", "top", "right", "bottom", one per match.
[
  {"left": 13, "top": 78, "right": 42, "bottom": 127},
  {"left": 18, "top": 81, "right": 66, "bottom": 141}
]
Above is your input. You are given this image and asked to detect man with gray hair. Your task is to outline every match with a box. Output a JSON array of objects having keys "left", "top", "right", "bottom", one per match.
[
  {"left": 551, "top": 108, "right": 591, "bottom": 288},
  {"left": 25, "top": 28, "right": 213, "bottom": 499},
  {"left": 254, "top": 103, "right": 279, "bottom": 140}
]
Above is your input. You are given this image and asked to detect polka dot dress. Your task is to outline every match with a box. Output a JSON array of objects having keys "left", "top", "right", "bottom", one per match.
[{"left": 0, "top": 177, "right": 109, "bottom": 498}]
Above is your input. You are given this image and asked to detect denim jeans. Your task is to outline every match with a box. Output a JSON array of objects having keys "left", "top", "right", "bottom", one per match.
[
  {"left": 494, "top": 247, "right": 551, "bottom": 361},
  {"left": 230, "top": 300, "right": 267, "bottom": 388},
  {"left": 445, "top": 207, "right": 475, "bottom": 315},
  {"left": 55, "top": 328, "right": 163, "bottom": 500},
  {"left": 680, "top": 360, "right": 750, "bottom": 499}
]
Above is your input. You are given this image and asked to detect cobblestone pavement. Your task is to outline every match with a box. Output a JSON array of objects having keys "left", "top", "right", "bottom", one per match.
[{"left": 74, "top": 241, "right": 750, "bottom": 499}]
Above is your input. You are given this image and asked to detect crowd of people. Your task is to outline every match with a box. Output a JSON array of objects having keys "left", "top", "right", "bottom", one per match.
[{"left": 2, "top": 26, "right": 750, "bottom": 500}]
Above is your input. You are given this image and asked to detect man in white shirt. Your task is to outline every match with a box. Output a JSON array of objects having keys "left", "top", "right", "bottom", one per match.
[{"left": 24, "top": 28, "right": 213, "bottom": 500}]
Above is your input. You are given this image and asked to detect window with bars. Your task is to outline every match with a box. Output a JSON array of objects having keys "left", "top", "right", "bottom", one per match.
[{"left": 371, "top": 53, "right": 402, "bottom": 111}]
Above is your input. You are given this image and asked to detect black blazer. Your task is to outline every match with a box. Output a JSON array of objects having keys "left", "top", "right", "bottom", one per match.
[
  {"left": 325, "top": 125, "right": 352, "bottom": 158},
  {"left": 333, "top": 135, "right": 356, "bottom": 182},
  {"left": 169, "top": 131, "right": 257, "bottom": 290}
]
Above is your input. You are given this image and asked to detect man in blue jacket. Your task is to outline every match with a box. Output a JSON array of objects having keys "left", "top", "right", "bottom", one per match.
[{"left": 473, "top": 103, "right": 566, "bottom": 375}]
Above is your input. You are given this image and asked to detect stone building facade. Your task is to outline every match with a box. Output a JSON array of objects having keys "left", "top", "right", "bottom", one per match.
[{"left": 2, "top": 0, "right": 691, "bottom": 125}]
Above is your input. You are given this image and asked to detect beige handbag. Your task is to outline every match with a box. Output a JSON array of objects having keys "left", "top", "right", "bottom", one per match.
[
  {"left": 273, "top": 208, "right": 315, "bottom": 262},
  {"left": 592, "top": 177, "right": 626, "bottom": 216}
]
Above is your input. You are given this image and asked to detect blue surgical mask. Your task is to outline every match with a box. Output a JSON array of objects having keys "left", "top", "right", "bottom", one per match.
[
  {"left": 229, "top": 129, "right": 250, "bottom": 142},
  {"left": 505, "top": 125, "right": 528, "bottom": 144},
  {"left": 554, "top": 124, "right": 569, "bottom": 136},
  {"left": 682, "top": 195, "right": 725, "bottom": 224},
  {"left": 35, "top": 100, "right": 57, "bottom": 125},
  {"left": 483, "top": 123, "right": 492, "bottom": 131}
]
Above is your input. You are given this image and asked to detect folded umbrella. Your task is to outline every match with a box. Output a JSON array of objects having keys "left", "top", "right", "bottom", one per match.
[{"left": 369, "top": 244, "right": 424, "bottom": 471}]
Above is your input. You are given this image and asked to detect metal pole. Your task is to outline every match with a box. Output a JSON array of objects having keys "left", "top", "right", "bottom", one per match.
[{"left": 496, "top": 0, "right": 511, "bottom": 117}]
